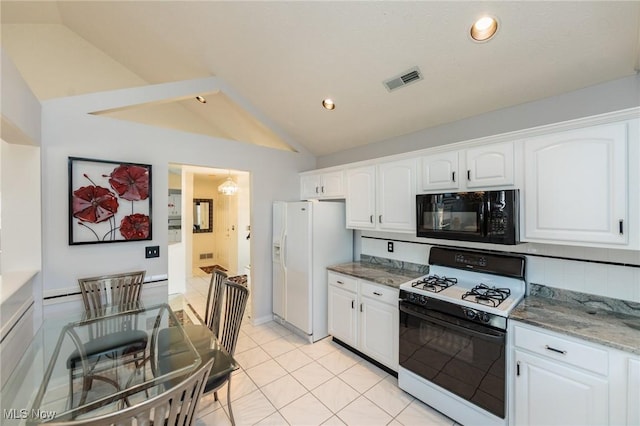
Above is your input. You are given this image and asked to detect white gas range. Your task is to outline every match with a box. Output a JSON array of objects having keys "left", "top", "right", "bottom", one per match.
[{"left": 398, "top": 246, "right": 526, "bottom": 426}]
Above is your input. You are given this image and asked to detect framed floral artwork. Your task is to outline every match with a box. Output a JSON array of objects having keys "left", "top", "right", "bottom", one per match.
[{"left": 68, "top": 157, "right": 152, "bottom": 245}]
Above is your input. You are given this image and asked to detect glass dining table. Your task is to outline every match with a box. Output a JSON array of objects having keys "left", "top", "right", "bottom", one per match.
[{"left": 0, "top": 300, "right": 237, "bottom": 424}]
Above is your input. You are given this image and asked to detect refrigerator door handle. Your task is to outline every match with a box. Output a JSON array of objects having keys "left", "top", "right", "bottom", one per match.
[{"left": 281, "top": 234, "right": 287, "bottom": 269}]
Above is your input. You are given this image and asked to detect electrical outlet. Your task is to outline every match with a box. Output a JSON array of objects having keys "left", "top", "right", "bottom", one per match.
[
  {"left": 145, "top": 246, "right": 160, "bottom": 258},
  {"left": 387, "top": 241, "right": 394, "bottom": 253}
]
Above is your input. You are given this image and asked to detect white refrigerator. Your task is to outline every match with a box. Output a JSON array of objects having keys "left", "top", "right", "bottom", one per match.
[{"left": 272, "top": 201, "right": 353, "bottom": 342}]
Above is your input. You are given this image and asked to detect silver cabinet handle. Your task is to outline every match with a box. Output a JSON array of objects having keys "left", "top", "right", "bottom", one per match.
[
  {"left": 360, "top": 303, "right": 363, "bottom": 312},
  {"left": 321, "top": 186, "right": 325, "bottom": 193},
  {"left": 336, "top": 280, "right": 344, "bottom": 285},
  {"left": 369, "top": 215, "right": 374, "bottom": 223},
  {"left": 315, "top": 186, "right": 319, "bottom": 193},
  {"left": 545, "top": 345, "right": 567, "bottom": 355},
  {"left": 619, "top": 219, "right": 624, "bottom": 235},
  {"left": 351, "top": 300, "right": 355, "bottom": 309},
  {"left": 452, "top": 171, "right": 456, "bottom": 182},
  {"left": 467, "top": 170, "right": 471, "bottom": 180},
  {"left": 378, "top": 215, "right": 382, "bottom": 223},
  {"left": 373, "top": 292, "right": 382, "bottom": 296}
]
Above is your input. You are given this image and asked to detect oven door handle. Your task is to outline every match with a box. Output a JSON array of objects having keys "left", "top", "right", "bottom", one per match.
[{"left": 399, "top": 303, "right": 505, "bottom": 342}]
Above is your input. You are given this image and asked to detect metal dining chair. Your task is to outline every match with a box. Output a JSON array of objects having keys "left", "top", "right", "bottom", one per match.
[
  {"left": 157, "top": 279, "right": 249, "bottom": 425},
  {"left": 47, "top": 358, "right": 214, "bottom": 426},
  {"left": 67, "top": 271, "right": 147, "bottom": 408},
  {"left": 202, "top": 280, "right": 249, "bottom": 425}
]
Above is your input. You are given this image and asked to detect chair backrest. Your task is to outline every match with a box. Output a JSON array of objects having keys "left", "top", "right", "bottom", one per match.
[
  {"left": 204, "top": 269, "right": 227, "bottom": 336},
  {"left": 46, "top": 358, "right": 214, "bottom": 426},
  {"left": 78, "top": 271, "right": 146, "bottom": 314},
  {"left": 218, "top": 280, "right": 249, "bottom": 356}
]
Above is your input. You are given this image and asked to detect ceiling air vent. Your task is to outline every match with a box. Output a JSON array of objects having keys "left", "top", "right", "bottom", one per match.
[{"left": 383, "top": 67, "right": 423, "bottom": 92}]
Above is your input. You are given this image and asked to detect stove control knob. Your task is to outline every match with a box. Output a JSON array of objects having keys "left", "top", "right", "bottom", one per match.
[
  {"left": 419, "top": 295, "right": 428, "bottom": 305},
  {"left": 464, "top": 308, "right": 477, "bottom": 320},
  {"left": 479, "top": 312, "right": 491, "bottom": 323}
]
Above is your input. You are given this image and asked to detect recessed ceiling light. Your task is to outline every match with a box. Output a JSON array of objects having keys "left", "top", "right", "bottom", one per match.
[
  {"left": 470, "top": 16, "right": 498, "bottom": 42},
  {"left": 322, "top": 99, "right": 336, "bottom": 110},
  {"left": 195, "top": 95, "right": 207, "bottom": 104}
]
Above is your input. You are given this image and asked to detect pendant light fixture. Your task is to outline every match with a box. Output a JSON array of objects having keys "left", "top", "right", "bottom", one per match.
[{"left": 218, "top": 170, "right": 238, "bottom": 195}]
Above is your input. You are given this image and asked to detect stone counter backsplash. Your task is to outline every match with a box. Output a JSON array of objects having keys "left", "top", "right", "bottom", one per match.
[
  {"left": 529, "top": 283, "right": 640, "bottom": 318},
  {"left": 360, "top": 254, "right": 429, "bottom": 275}
]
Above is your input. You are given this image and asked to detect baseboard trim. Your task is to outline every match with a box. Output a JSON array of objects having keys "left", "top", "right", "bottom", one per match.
[{"left": 332, "top": 337, "right": 398, "bottom": 377}]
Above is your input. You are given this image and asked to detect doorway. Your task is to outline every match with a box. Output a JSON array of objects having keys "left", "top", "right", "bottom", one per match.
[{"left": 167, "top": 164, "right": 252, "bottom": 323}]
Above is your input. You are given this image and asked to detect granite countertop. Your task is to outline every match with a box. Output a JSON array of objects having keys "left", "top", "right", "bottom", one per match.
[
  {"left": 511, "top": 294, "right": 640, "bottom": 355},
  {"left": 327, "top": 260, "right": 426, "bottom": 289}
]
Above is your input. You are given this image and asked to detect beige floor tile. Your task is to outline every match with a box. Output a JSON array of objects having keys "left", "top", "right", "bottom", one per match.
[
  {"left": 336, "top": 395, "right": 393, "bottom": 426},
  {"left": 339, "top": 361, "right": 387, "bottom": 393},
  {"left": 221, "top": 389, "right": 276, "bottom": 426},
  {"left": 261, "top": 374, "right": 308, "bottom": 409},
  {"left": 395, "top": 399, "right": 455, "bottom": 426},
  {"left": 274, "top": 348, "right": 314, "bottom": 373},
  {"left": 298, "top": 338, "right": 338, "bottom": 360},
  {"left": 322, "top": 415, "right": 347, "bottom": 425},
  {"left": 233, "top": 346, "right": 271, "bottom": 370},
  {"left": 213, "top": 370, "right": 258, "bottom": 403},
  {"left": 279, "top": 393, "right": 332, "bottom": 426},
  {"left": 254, "top": 411, "right": 289, "bottom": 425},
  {"left": 363, "top": 376, "right": 413, "bottom": 417},
  {"left": 312, "top": 377, "right": 360, "bottom": 413},
  {"left": 291, "top": 361, "right": 335, "bottom": 391},
  {"left": 261, "top": 338, "right": 298, "bottom": 358},
  {"left": 245, "top": 359, "right": 288, "bottom": 388},
  {"left": 316, "top": 349, "right": 359, "bottom": 375},
  {"left": 195, "top": 405, "right": 231, "bottom": 426}
]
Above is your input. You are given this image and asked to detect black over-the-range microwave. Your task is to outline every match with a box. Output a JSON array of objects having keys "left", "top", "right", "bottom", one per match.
[{"left": 416, "top": 189, "right": 520, "bottom": 245}]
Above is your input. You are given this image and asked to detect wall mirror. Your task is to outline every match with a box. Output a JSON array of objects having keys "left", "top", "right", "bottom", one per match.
[{"left": 193, "top": 198, "right": 213, "bottom": 233}]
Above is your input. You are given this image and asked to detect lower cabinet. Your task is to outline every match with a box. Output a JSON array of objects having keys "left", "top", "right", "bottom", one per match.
[
  {"left": 328, "top": 271, "right": 399, "bottom": 371},
  {"left": 510, "top": 321, "right": 639, "bottom": 426}
]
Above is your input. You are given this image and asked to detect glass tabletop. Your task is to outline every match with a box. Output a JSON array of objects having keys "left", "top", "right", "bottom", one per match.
[{"left": 0, "top": 301, "right": 236, "bottom": 424}]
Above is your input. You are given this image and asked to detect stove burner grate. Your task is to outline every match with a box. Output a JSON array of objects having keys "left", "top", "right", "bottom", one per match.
[
  {"left": 462, "top": 284, "right": 511, "bottom": 307},
  {"left": 412, "top": 275, "right": 458, "bottom": 293}
]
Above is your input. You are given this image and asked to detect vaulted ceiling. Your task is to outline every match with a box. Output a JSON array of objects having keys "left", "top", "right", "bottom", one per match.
[{"left": 2, "top": 1, "right": 639, "bottom": 156}]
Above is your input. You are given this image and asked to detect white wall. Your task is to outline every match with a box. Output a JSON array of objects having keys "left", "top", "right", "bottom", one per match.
[
  {"left": 317, "top": 74, "right": 640, "bottom": 168},
  {"left": 39, "top": 77, "right": 315, "bottom": 323}
]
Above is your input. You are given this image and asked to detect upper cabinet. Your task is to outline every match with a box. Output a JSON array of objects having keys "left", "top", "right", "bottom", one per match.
[
  {"left": 300, "top": 170, "right": 345, "bottom": 200},
  {"left": 419, "top": 141, "right": 514, "bottom": 192},
  {"left": 346, "top": 158, "right": 416, "bottom": 232},
  {"left": 522, "top": 122, "right": 629, "bottom": 246}
]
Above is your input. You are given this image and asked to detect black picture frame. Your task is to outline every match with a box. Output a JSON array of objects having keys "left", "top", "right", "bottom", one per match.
[{"left": 68, "top": 157, "right": 153, "bottom": 245}]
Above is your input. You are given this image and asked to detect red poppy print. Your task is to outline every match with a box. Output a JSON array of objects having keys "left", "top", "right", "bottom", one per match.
[
  {"left": 108, "top": 165, "right": 149, "bottom": 201},
  {"left": 72, "top": 185, "right": 119, "bottom": 223},
  {"left": 120, "top": 214, "right": 150, "bottom": 240}
]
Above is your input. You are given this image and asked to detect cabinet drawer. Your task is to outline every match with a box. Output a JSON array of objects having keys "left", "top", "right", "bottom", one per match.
[
  {"left": 328, "top": 272, "right": 358, "bottom": 292},
  {"left": 513, "top": 324, "right": 608, "bottom": 376},
  {"left": 359, "top": 281, "right": 399, "bottom": 305}
]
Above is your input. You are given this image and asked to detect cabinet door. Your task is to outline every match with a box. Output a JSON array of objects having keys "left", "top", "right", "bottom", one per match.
[
  {"left": 346, "top": 166, "right": 376, "bottom": 229},
  {"left": 465, "top": 141, "right": 514, "bottom": 188},
  {"left": 320, "top": 170, "right": 345, "bottom": 198},
  {"left": 514, "top": 350, "right": 609, "bottom": 426},
  {"left": 300, "top": 174, "right": 322, "bottom": 199},
  {"left": 628, "top": 358, "right": 640, "bottom": 426},
  {"left": 523, "top": 123, "right": 628, "bottom": 245},
  {"left": 420, "top": 151, "right": 459, "bottom": 191},
  {"left": 328, "top": 284, "right": 358, "bottom": 347},
  {"left": 377, "top": 159, "right": 416, "bottom": 232},
  {"left": 359, "top": 295, "right": 399, "bottom": 370}
]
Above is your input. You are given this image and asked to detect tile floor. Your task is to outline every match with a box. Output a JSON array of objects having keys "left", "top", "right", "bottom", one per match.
[{"left": 170, "top": 271, "right": 458, "bottom": 426}]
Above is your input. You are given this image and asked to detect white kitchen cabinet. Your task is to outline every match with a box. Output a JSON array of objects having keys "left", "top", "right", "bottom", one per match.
[
  {"left": 328, "top": 271, "right": 399, "bottom": 371},
  {"left": 418, "top": 141, "right": 514, "bottom": 192},
  {"left": 327, "top": 273, "right": 358, "bottom": 348},
  {"left": 509, "top": 321, "right": 640, "bottom": 426},
  {"left": 523, "top": 122, "right": 628, "bottom": 246},
  {"left": 419, "top": 151, "right": 460, "bottom": 191},
  {"left": 465, "top": 141, "right": 514, "bottom": 188},
  {"left": 300, "top": 170, "right": 345, "bottom": 200},
  {"left": 626, "top": 358, "right": 640, "bottom": 426},
  {"left": 514, "top": 350, "right": 609, "bottom": 426},
  {"left": 346, "top": 159, "right": 416, "bottom": 232}
]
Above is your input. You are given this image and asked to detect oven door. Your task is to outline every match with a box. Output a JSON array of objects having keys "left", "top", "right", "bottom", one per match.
[{"left": 399, "top": 301, "right": 506, "bottom": 418}]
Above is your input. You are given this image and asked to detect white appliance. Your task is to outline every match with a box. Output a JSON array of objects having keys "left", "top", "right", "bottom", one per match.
[{"left": 272, "top": 201, "right": 353, "bottom": 342}]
